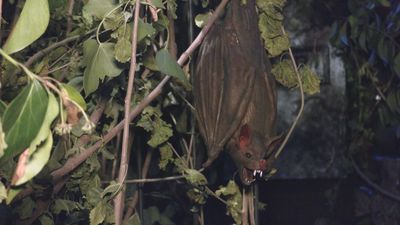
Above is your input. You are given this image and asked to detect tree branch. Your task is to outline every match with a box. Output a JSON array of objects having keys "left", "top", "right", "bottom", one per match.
[
  {"left": 66, "top": 0, "right": 75, "bottom": 35},
  {"left": 51, "top": 0, "right": 230, "bottom": 182},
  {"left": 114, "top": 2, "right": 142, "bottom": 223}
]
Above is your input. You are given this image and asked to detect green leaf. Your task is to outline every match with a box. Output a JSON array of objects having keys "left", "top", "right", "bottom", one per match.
[
  {"left": 123, "top": 213, "right": 141, "bottom": 225},
  {"left": 183, "top": 169, "right": 208, "bottom": 186},
  {"left": 83, "top": 0, "right": 117, "bottom": 19},
  {"left": 115, "top": 37, "right": 132, "bottom": 63},
  {"left": 300, "top": 66, "right": 320, "bottom": 95},
  {"left": 215, "top": 180, "right": 242, "bottom": 224},
  {"left": 137, "top": 106, "right": 173, "bottom": 148},
  {"left": 0, "top": 181, "right": 6, "bottom": 203},
  {"left": 90, "top": 201, "right": 107, "bottom": 225},
  {"left": 14, "top": 134, "right": 53, "bottom": 186},
  {"left": 6, "top": 187, "right": 22, "bottom": 204},
  {"left": 101, "top": 181, "right": 121, "bottom": 199},
  {"left": 272, "top": 60, "right": 298, "bottom": 88},
  {"left": 138, "top": 19, "right": 156, "bottom": 43},
  {"left": 2, "top": 80, "right": 48, "bottom": 159},
  {"left": 15, "top": 197, "right": 35, "bottom": 219},
  {"left": 2, "top": 0, "right": 49, "bottom": 54},
  {"left": 52, "top": 199, "right": 83, "bottom": 214},
  {"left": 0, "top": 100, "right": 6, "bottom": 117},
  {"left": 0, "top": 119, "right": 7, "bottom": 159},
  {"left": 39, "top": 214, "right": 54, "bottom": 225},
  {"left": 393, "top": 53, "right": 400, "bottom": 75},
  {"left": 159, "top": 144, "right": 174, "bottom": 170},
  {"left": 61, "top": 84, "right": 87, "bottom": 110},
  {"left": 148, "top": 120, "right": 173, "bottom": 148},
  {"left": 258, "top": 13, "right": 289, "bottom": 56},
  {"left": 155, "top": 48, "right": 190, "bottom": 88},
  {"left": 150, "top": 0, "right": 165, "bottom": 9},
  {"left": 83, "top": 40, "right": 123, "bottom": 95},
  {"left": 195, "top": 12, "right": 210, "bottom": 28}
]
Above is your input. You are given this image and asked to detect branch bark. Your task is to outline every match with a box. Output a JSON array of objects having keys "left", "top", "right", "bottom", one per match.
[
  {"left": 114, "top": 1, "right": 142, "bottom": 224},
  {"left": 51, "top": 0, "right": 230, "bottom": 184}
]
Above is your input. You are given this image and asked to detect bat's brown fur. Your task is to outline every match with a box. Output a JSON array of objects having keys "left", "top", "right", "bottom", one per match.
[{"left": 194, "top": 0, "right": 280, "bottom": 185}]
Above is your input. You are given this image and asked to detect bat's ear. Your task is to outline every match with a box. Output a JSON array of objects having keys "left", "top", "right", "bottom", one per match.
[
  {"left": 239, "top": 124, "right": 251, "bottom": 149},
  {"left": 266, "top": 134, "right": 285, "bottom": 153}
]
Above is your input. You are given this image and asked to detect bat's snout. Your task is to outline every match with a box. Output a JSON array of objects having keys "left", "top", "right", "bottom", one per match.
[{"left": 259, "top": 159, "right": 267, "bottom": 171}]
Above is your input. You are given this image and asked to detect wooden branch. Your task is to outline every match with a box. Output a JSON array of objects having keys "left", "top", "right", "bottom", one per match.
[
  {"left": 24, "top": 35, "right": 80, "bottom": 67},
  {"left": 51, "top": 0, "right": 230, "bottom": 183},
  {"left": 123, "top": 149, "right": 154, "bottom": 223},
  {"left": 114, "top": 1, "right": 142, "bottom": 224},
  {"left": 352, "top": 158, "right": 400, "bottom": 202},
  {"left": 66, "top": 0, "right": 75, "bottom": 34}
]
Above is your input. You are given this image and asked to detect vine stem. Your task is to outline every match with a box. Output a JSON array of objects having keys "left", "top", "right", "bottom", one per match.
[
  {"left": 114, "top": 0, "right": 141, "bottom": 224},
  {"left": 274, "top": 27, "right": 305, "bottom": 159}
]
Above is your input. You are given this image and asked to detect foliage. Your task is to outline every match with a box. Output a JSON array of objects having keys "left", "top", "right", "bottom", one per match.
[
  {"left": 0, "top": 0, "right": 318, "bottom": 224},
  {"left": 330, "top": 0, "right": 400, "bottom": 155}
]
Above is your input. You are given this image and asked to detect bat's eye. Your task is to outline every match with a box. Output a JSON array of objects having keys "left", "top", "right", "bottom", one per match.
[{"left": 245, "top": 152, "right": 252, "bottom": 159}]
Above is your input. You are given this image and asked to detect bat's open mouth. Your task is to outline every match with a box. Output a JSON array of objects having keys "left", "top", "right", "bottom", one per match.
[{"left": 242, "top": 168, "right": 263, "bottom": 185}]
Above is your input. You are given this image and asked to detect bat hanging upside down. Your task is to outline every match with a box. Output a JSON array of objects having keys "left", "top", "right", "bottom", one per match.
[{"left": 194, "top": 0, "right": 282, "bottom": 185}]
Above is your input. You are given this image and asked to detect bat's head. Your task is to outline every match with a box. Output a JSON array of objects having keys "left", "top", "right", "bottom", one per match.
[{"left": 227, "top": 124, "right": 282, "bottom": 185}]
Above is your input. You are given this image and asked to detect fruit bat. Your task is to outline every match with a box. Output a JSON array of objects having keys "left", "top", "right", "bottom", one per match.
[{"left": 193, "top": 0, "right": 281, "bottom": 185}]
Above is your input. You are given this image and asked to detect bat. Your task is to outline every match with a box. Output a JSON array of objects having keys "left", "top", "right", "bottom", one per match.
[{"left": 193, "top": 0, "right": 281, "bottom": 185}]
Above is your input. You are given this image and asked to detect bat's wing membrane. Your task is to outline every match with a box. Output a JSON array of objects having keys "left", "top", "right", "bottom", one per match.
[{"left": 194, "top": 25, "right": 255, "bottom": 166}]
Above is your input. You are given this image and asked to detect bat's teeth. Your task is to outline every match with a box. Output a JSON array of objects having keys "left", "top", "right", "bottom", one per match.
[
  {"left": 260, "top": 171, "right": 263, "bottom": 177},
  {"left": 253, "top": 170, "right": 257, "bottom": 177}
]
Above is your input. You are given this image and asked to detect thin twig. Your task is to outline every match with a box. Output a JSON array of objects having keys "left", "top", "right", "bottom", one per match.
[
  {"left": 274, "top": 27, "right": 305, "bottom": 158},
  {"left": 50, "top": 0, "right": 230, "bottom": 183},
  {"left": 66, "top": 0, "right": 75, "bottom": 34},
  {"left": 0, "top": 0, "right": 3, "bottom": 42},
  {"left": 123, "top": 149, "right": 154, "bottom": 223},
  {"left": 24, "top": 36, "right": 79, "bottom": 67},
  {"left": 352, "top": 158, "right": 400, "bottom": 202},
  {"left": 114, "top": 1, "right": 141, "bottom": 224}
]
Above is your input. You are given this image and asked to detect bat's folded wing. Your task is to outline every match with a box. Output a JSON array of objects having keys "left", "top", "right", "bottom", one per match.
[{"left": 194, "top": 27, "right": 256, "bottom": 166}]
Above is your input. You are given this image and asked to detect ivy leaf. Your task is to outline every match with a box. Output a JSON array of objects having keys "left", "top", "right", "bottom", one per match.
[
  {"left": 2, "top": 80, "right": 48, "bottom": 159},
  {"left": 90, "top": 201, "right": 107, "bottom": 225},
  {"left": 151, "top": 0, "right": 165, "bottom": 9},
  {"left": 38, "top": 214, "right": 54, "bottom": 225},
  {"left": 61, "top": 84, "right": 87, "bottom": 110},
  {"left": 155, "top": 48, "right": 191, "bottom": 88},
  {"left": 216, "top": 180, "right": 242, "bottom": 224},
  {"left": 3, "top": 0, "right": 49, "bottom": 54},
  {"left": 159, "top": 144, "right": 174, "bottom": 170},
  {"left": 148, "top": 121, "right": 173, "bottom": 148},
  {"left": 183, "top": 169, "right": 207, "bottom": 186},
  {"left": 300, "top": 66, "right": 320, "bottom": 95},
  {"left": 258, "top": 13, "right": 289, "bottom": 56},
  {"left": 15, "top": 197, "right": 35, "bottom": 219},
  {"left": 272, "top": 60, "right": 298, "bottom": 88},
  {"left": 101, "top": 181, "right": 121, "bottom": 199},
  {"left": 137, "top": 106, "right": 173, "bottom": 148},
  {"left": 195, "top": 12, "right": 211, "bottom": 28},
  {"left": 115, "top": 37, "right": 132, "bottom": 63},
  {"left": 52, "top": 199, "right": 84, "bottom": 214},
  {"left": 83, "top": 40, "right": 123, "bottom": 95},
  {"left": 83, "top": 0, "right": 117, "bottom": 19},
  {"left": 138, "top": 19, "right": 156, "bottom": 43}
]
